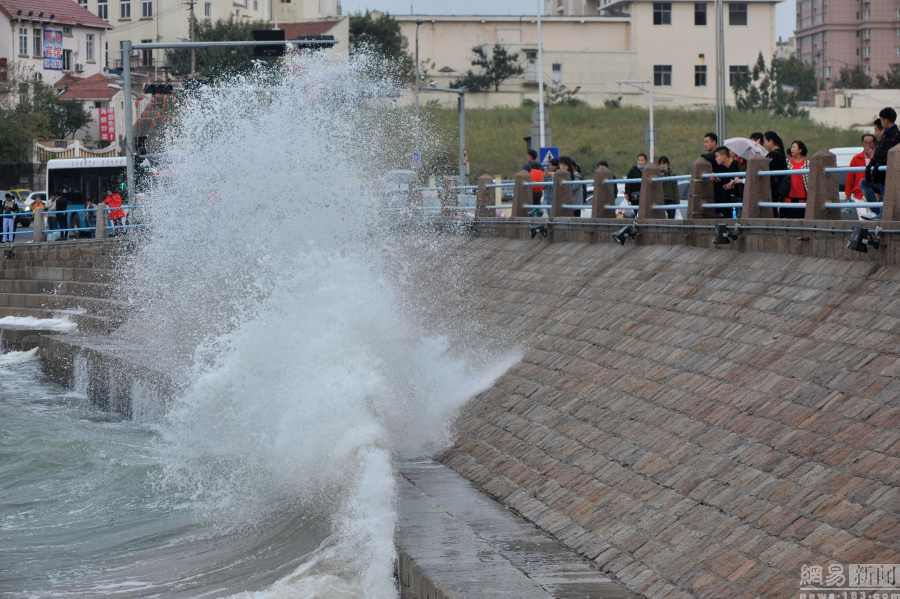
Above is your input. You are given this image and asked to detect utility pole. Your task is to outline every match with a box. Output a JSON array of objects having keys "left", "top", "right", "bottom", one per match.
[
  {"left": 536, "top": 0, "right": 545, "bottom": 148},
  {"left": 186, "top": 0, "right": 196, "bottom": 75},
  {"left": 714, "top": 0, "right": 726, "bottom": 142}
]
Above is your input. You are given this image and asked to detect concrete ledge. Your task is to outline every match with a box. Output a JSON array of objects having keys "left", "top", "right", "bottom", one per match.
[{"left": 397, "top": 461, "right": 637, "bottom": 599}]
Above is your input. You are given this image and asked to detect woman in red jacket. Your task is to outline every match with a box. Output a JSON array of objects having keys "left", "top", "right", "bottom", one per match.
[{"left": 101, "top": 187, "right": 126, "bottom": 236}]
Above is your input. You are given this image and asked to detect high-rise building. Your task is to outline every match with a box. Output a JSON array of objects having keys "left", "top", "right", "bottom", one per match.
[{"left": 795, "top": 0, "right": 900, "bottom": 87}]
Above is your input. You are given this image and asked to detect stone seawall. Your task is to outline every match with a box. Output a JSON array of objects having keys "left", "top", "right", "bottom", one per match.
[{"left": 440, "top": 237, "right": 900, "bottom": 599}]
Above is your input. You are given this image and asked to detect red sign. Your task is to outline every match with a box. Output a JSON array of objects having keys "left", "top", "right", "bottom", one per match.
[{"left": 98, "top": 107, "right": 116, "bottom": 142}]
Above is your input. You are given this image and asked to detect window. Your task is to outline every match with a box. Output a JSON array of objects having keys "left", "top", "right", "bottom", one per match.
[
  {"left": 864, "top": 46, "right": 871, "bottom": 58},
  {"left": 204, "top": 2, "right": 211, "bottom": 16},
  {"left": 653, "top": 3, "right": 671, "bottom": 25},
  {"left": 62, "top": 49, "right": 72, "bottom": 71},
  {"left": 33, "top": 28, "right": 41, "bottom": 57},
  {"left": 864, "top": 64, "right": 871, "bottom": 75},
  {"left": 825, "top": 66, "right": 831, "bottom": 77},
  {"left": 18, "top": 27, "right": 28, "bottom": 55},
  {"left": 695, "top": 64, "right": 707, "bottom": 86},
  {"left": 654, "top": 64, "right": 672, "bottom": 86},
  {"left": 863, "top": 28, "right": 870, "bottom": 39},
  {"left": 729, "top": 65, "right": 749, "bottom": 86},
  {"left": 97, "top": 0, "right": 108, "bottom": 19},
  {"left": 86, "top": 34, "right": 95, "bottom": 61},
  {"left": 253, "top": 0, "right": 258, "bottom": 9},
  {"left": 896, "top": 46, "right": 900, "bottom": 57},
  {"left": 896, "top": 28, "right": 900, "bottom": 38},
  {"left": 862, "top": 9, "right": 870, "bottom": 20},
  {"left": 120, "top": 0, "right": 130, "bottom": 19},
  {"left": 280, "top": 0, "right": 290, "bottom": 3},
  {"left": 19, "top": 82, "right": 29, "bottom": 105},
  {"left": 695, "top": 3, "right": 706, "bottom": 25},
  {"left": 552, "top": 62, "right": 562, "bottom": 86},
  {"left": 729, "top": 3, "right": 747, "bottom": 26},
  {"left": 77, "top": 0, "right": 87, "bottom": 5},
  {"left": 141, "top": 38, "right": 152, "bottom": 66},
  {"left": 142, "top": 0, "right": 151, "bottom": 17}
]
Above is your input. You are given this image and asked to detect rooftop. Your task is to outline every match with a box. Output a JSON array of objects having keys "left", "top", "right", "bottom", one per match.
[{"left": 0, "top": 0, "right": 111, "bottom": 29}]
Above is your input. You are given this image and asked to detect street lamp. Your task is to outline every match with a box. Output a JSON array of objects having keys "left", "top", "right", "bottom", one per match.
[{"left": 414, "top": 19, "right": 424, "bottom": 170}]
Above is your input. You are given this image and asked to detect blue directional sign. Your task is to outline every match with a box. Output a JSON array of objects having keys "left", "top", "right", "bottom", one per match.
[
  {"left": 540, "top": 147, "right": 559, "bottom": 166},
  {"left": 411, "top": 151, "right": 421, "bottom": 164}
]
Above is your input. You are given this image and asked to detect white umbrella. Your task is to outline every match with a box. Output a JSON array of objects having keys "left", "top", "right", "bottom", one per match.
[{"left": 724, "top": 137, "right": 768, "bottom": 160}]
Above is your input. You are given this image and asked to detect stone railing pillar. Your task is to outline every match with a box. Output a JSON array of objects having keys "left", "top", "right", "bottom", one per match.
[
  {"left": 591, "top": 166, "right": 616, "bottom": 219},
  {"left": 688, "top": 158, "right": 714, "bottom": 219},
  {"left": 407, "top": 178, "right": 423, "bottom": 216},
  {"left": 805, "top": 149, "right": 840, "bottom": 221},
  {"left": 551, "top": 168, "right": 574, "bottom": 218},
  {"left": 881, "top": 146, "right": 900, "bottom": 222},
  {"left": 637, "top": 163, "right": 664, "bottom": 220},
  {"left": 512, "top": 169, "right": 530, "bottom": 218},
  {"left": 32, "top": 206, "right": 44, "bottom": 242},
  {"left": 96, "top": 205, "right": 109, "bottom": 239},
  {"left": 475, "top": 174, "right": 493, "bottom": 218},
  {"left": 741, "top": 155, "right": 774, "bottom": 220},
  {"left": 441, "top": 176, "right": 457, "bottom": 219}
]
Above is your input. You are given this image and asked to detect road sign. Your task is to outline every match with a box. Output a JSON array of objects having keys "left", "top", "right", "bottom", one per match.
[
  {"left": 412, "top": 151, "right": 421, "bottom": 164},
  {"left": 643, "top": 126, "right": 658, "bottom": 145},
  {"left": 531, "top": 106, "right": 550, "bottom": 127},
  {"left": 540, "top": 147, "right": 559, "bottom": 167},
  {"left": 462, "top": 148, "right": 469, "bottom": 164}
]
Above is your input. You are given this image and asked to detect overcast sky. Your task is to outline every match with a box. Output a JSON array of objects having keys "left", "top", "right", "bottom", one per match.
[{"left": 341, "top": 0, "right": 797, "bottom": 41}]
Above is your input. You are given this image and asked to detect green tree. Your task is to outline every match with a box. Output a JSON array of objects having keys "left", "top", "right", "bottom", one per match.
[
  {"left": 349, "top": 11, "right": 414, "bottom": 82},
  {"left": 451, "top": 46, "right": 523, "bottom": 92},
  {"left": 833, "top": 65, "right": 871, "bottom": 89},
  {"left": 772, "top": 55, "right": 818, "bottom": 101},
  {"left": 35, "top": 84, "right": 92, "bottom": 139},
  {"left": 166, "top": 16, "right": 271, "bottom": 78},
  {"left": 876, "top": 64, "right": 900, "bottom": 89},
  {"left": 733, "top": 52, "right": 808, "bottom": 118}
]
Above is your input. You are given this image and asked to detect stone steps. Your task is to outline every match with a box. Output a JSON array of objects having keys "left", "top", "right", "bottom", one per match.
[
  {"left": 0, "top": 279, "right": 115, "bottom": 299},
  {"left": 0, "top": 306, "right": 123, "bottom": 335}
]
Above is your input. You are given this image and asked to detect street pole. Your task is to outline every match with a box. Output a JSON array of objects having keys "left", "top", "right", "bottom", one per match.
[
  {"left": 188, "top": 0, "right": 196, "bottom": 75},
  {"left": 537, "top": 0, "right": 545, "bottom": 148},
  {"left": 458, "top": 92, "right": 465, "bottom": 184},
  {"left": 414, "top": 19, "right": 423, "bottom": 170},
  {"left": 123, "top": 40, "right": 134, "bottom": 200},
  {"left": 649, "top": 81, "right": 654, "bottom": 162},
  {"left": 714, "top": 0, "right": 726, "bottom": 142}
]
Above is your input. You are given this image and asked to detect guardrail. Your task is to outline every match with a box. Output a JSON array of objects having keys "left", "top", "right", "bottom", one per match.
[
  {"left": 8, "top": 205, "right": 151, "bottom": 243},
  {"left": 398, "top": 148, "right": 899, "bottom": 252}
]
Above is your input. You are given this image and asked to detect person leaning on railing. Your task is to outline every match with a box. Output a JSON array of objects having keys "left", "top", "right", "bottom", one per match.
[
  {"left": 1, "top": 193, "right": 19, "bottom": 243},
  {"left": 863, "top": 107, "right": 899, "bottom": 216}
]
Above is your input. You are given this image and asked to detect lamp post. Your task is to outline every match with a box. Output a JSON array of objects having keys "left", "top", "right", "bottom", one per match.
[
  {"left": 414, "top": 19, "right": 424, "bottom": 170},
  {"left": 536, "top": 0, "right": 545, "bottom": 147},
  {"left": 714, "top": 0, "right": 726, "bottom": 142},
  {"left": 615, "top": 79, "right": 655, "bottom": 161}
]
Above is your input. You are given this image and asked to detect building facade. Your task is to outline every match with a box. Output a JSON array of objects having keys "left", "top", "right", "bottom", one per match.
[
  {"left": 795, "top": 0, "right": 900, "bottom": 87},
  {"left": 397, "top": 1, "right": 780, "bottom": 109},
  {"left": 0, "top": 0, "right": 110, "bottom": 88}
]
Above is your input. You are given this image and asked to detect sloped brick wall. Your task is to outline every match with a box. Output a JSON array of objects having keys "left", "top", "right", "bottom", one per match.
[{"left": 441, "top": 238, "right": 900, "bottom": 599}]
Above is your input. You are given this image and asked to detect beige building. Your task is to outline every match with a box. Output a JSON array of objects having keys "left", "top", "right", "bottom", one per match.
[{"left": 398, "top": 1, "right": 780, "bottom": 109}]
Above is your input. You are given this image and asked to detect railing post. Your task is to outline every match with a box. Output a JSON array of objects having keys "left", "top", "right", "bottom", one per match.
[
  {"left": 32, "top": 206, "right": 44, "bottom": 242},
  {"left": 493, "top": 176, "right": 502, "bottom": 205},
  {"left": 882, "top": 146, "right": 900, "bottom": 222},
  {"left": 550, "top": 168, "right": 573, "bottom": 218},
  {"left": 96, "top": 206, "right": 109, "bottom": 239},
  {"left": 688, "top": 158, "right": 714, "bottom": 219},
  {"left": 805, "top": 149, "right": 840, "bottom": 222},
  {"left": 475, "top": 174, "right": 493, "bottom": 218},
  {"left": 591, "top": 165, "right": 616, "bottom": 219},
  {"left": 512, "top": 169, "right": 529, "bottom": 218},
  {"left": 407, "top": 178, "right": 423, "bottom": 216},
  {"left": 637, "top": 163, "right": 663, "bottom": 220},
  {"left": 741, "top": 155, "right": 773, "bottom": 220},
  {"left": 441, "top": 176, "right": 457, "bottom": 219}
]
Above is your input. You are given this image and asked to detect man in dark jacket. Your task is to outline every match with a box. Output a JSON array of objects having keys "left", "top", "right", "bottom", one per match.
[
  {"left": 55, "top": 192, "right": 69, "bottom": 240},
  {"left": 864, "top": 107, "right": 899, "bottom": 207},
  {"left": 1, "top": 192, "right": 19, "bottom": 243}
]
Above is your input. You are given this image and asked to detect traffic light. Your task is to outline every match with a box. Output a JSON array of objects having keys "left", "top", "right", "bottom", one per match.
[
  {"left": 296, "top": 35, "right": 336, "bottom": 51},
  {"left": 144, "top": 83, "right": 174, "bottom": 94},
  {"left": 253, "top": 29, "right": 285, "bottom": 57}
]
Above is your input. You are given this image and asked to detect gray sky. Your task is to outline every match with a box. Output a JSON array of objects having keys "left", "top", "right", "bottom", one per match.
[{"left": 341, "top": 0, "right": 797, "bottom": 41}]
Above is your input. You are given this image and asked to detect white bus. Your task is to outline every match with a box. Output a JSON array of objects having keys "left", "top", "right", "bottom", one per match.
[{"left": 45, "top": 157, "right": 129, "bottom": 234}]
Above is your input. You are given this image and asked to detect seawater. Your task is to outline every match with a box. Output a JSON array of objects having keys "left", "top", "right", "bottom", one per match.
[{"left": 1, "top": 52, "right": 518, "bottom": 597}]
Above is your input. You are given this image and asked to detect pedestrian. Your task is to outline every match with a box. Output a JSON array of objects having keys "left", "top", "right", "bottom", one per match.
[
  {"left": 542, "top": 158, "right": 559, "bottom": 213},
  {"left": 528, "top": 163, "right": 544, "bottom": 216},
  {"left": 763, "top": 131, "right": 788, "bottom": 217},
  {"left": 750, "top": 132, "right": 764, "bottom": 145},
  {"left": 84, "top": 199, "right": 97, "bottom": 238},
  {"left": 863, "top": 108, "right": 899, "bottom": 216},
  {"left": 845, "top": 134, "right": 878, "bottom": 220},
  {"left": 523, "top": 149, "right": 541, "bottom": 172},
  {"left": 711, "top": 147, "right": 743, "bottom": 214},
  {"left": 55, "top": 191, "right": 69, "bottom": 240},
  {"left": 46, "top": 191, "right": 58, "bottom": 240},
  {"left": 559, "top": 156, "right": 583, "bottom": 216},
  {"left": 1, "top": 193, "right": 18, "bottom": 243},
  {"left": 657, "top": 156, "right": 679, "bottom": 219},
  {"left": 101, "top": 187, "right": 126, "bottom": 236},
  {"left": 624, "top": 153, "right": 646, "bottom": 207},
  {"left": 874, "top": 118, "right": 884, "bottom": 143},
  {"left": 701, "top": 132, "right": 718, "bottom": 166},
  {"left": 783, "top": 140, "right": 809, "bottom": 219}
]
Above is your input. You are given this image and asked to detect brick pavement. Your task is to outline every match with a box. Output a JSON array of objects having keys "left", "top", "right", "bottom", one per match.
[{"left": 439, "top": 239, "right": 900, "bottom": 599}]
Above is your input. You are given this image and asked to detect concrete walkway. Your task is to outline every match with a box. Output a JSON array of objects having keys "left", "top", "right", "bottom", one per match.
[{"left": 396, "top": 460, "right": 637, "bottom": 599}]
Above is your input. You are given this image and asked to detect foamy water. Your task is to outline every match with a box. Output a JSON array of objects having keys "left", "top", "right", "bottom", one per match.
[
  {"left": 0, "top": 315, "right": 77, "bottom": 331},
  {"left": 4, "top": 50, "right": 519, "bottom": 598}
]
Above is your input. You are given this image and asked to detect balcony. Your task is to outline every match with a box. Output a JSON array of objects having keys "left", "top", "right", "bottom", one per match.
[{"left": 112, "top": 56, "right": 158, "bottom": 71}]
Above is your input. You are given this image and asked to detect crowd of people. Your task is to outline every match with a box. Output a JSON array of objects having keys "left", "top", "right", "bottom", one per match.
[
  {"left": 0, "top": 187, "right": 128, "bottom": 243},
  {"left": 520, "top": 106, "right": 898, "bottom": 221}
]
